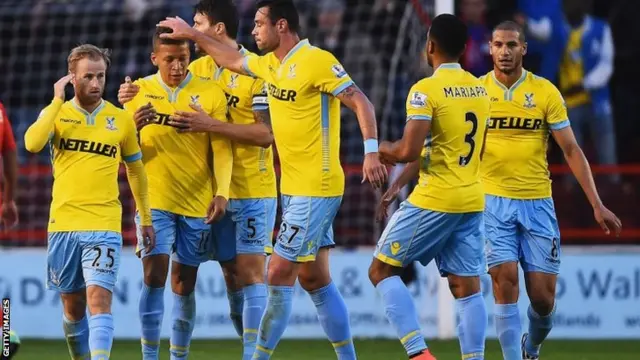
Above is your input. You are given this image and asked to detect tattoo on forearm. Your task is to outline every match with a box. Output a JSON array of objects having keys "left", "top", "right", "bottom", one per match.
[
  {"left": 254, "top": 110, "right": 272, "bottom": 133},
  {"left": 339, "top": 84, "right": 360, "bottom": 99}
]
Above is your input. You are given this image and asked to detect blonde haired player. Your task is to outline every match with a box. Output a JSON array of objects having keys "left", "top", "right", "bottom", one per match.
[{"left": 24, "top": 44, "right": 154, "bottom": 360}]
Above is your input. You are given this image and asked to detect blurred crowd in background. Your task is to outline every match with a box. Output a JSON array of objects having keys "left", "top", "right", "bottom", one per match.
[{"left": 0, "top": 0, "right": 638, "bottom": 247}]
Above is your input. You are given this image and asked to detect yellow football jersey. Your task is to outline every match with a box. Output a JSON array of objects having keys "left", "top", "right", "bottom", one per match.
[
  {"left": 242, "top": 40, "right": 354, "bottom": 197},
  {"left": 42, "top": 99, "right": 142, "bottom": 232},
  {"left": 124, "top": 72, "right": 231, "bottom": 217},
  {"left": 481, "top": 70, "right": 569, "bottom": 199},
  {"left": 406, "top": 63, "right": 490, "bottom": 213},
  {"left": 189, "top": 49, "right": 277, "bottom": 199}
]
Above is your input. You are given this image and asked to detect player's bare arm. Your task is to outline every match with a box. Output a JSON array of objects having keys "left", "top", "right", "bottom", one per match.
[
  {"left": 24, "top": 74, "right": 74, "bottom": 153},
  {"left": 336, "top": 84, "right": 388, "bottom": 188},
  {"left": 375, "top": 159, "right": 420, "bottom": 222},
  {"left": 157, "top": 17, "right": 246, "bottom": 75},
  {"left": 172, "top": 107, "right": 273, "bottom": 148},
  {"left": 552, "top": 126, "right": 622, "bottom": 235},
  {"left": 379, "top": 120, "right": 431, "bottom": 165}
]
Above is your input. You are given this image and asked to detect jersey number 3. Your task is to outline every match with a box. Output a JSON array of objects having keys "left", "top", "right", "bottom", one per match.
[{"left": 459, "top": 112, "right": 479, "bottom": 166}]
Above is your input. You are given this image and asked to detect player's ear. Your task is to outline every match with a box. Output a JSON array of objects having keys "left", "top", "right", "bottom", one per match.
[
  {"left": 215, "top": 22, "right": 225, "bottom": 36},
  {"left": 488, "top": 41, "right": 493, "bottom": 55},
  {"left": 522, "top": 41, "right": 528, "bottom": 56},
  {"left": 150, "top": 52, "right": 158, "bottom": 67}
]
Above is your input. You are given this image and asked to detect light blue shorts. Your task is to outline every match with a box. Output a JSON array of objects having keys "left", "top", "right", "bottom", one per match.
[
  {"left": 135, "top": 209, "right": 210, "bottom": 267},
  {"left": 47, "top": 231, "right": 122, "bottom": 293},
  {"left": 485, "top": 194, "right": 561, "bottom": 274},
  {"left": 274, "top": 195, "right": 342, "bottom": 262},
  {"left": 374, "top": 201, "right": 485, "bottom": 277},
  {"left": 208, "top": 198, "right": 277, "bottom": 262}
]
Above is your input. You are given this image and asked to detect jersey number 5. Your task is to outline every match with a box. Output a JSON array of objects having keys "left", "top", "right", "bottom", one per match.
[{"left": 459, "top": 112, "right": 479, "bottom": 166}]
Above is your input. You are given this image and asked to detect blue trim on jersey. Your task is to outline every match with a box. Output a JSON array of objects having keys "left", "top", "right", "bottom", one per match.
[
  {"left": 407, "top": 115, "right": 432, "bottom": 121},
  {"left": 238, "top": 45, "right": 248, "bottom": 56},
  {"left": 123, "top": 151, "right": 142, "bottom": 163},
  {"left": 172, "top": 72, "right": 192, "bottom": 103},
  {"left": 156, "top": 72, "right": 193, "bottom": 103},
  {"left": 331, "top": 80, "right": 354, "bottom": 96},
  {"left": 491, "top": 70, "right": 528, "bottom": 101},
  {"left": 282, "top": 39, "right": 310, "bottom": 64},
  {"left": 549, "top": 119, "right": 570, "bottom": 130},
  {"left": 321, "top": 93, "right": 330, "bottom": 172},
  {"left": 252, "top": 104, "right": 269, "bottom": 111},
  {"left": 507, "top": 70, "right": 528, "bottom": 101},
  {"left": 242, "top": 57, "right": 257, "bottom": 79},
  {"left": 71, "top": 99, "right": 105, "bottom": 126},
  {"left": 214, "top": 66, "right": 224, "bottom": 81}
]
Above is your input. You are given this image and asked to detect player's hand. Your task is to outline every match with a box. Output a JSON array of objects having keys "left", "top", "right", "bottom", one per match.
[
  {"left": 53, "top": 74, "right": 74, "bottom": 101},
  {"left": 169, "top": 104, "right": 219, "bottom": 133},
  {"left": 594, "top": 204, "right": 622, "bottom": 236},
  {"left": 206, "top": 196, "right": 227, "bottom": 224},
  {"left": 378, "top": 141, "right": 396, "bottom": 166},
  {"left": 118, "top": 76, "right": 140, "bottom": 105},
  {"left": 376, "top": 186, "right": 399, "bottom": 222},
  {"left": 140, "top": 225, "right": 156, "bottom": 254},
  {"left": 362, "top": 152, "right": 388, "bottom": 189},
  {"left": 157, "top": 17, "right": 196, "bottom": 40},
  {"left": 1, "top": 200, "right": 19, "bottom": 230},
  {"left": 133, "top": 103, "right": 156, "bottom": 132}
]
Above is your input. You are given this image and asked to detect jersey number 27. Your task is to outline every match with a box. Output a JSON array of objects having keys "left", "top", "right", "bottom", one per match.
[{"left": 459, "top": 112, "right": 479, "bottom": 166}]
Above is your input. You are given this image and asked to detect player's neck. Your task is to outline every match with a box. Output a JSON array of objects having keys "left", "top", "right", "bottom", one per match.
[
  {"left": 274, "top": 33, "right": 301, "bottom": 62},
  {"left": 431, "top": 57, "right": 459, "bottom": 72},
  {"left": 493, "top": 67, "right": 523, "bottom": 89},
  {"left": 74, "top": 96, "right": 102, "bottom": 114},
  {"left": 221, "top": 36, "right": 238, "bottom": 51}
]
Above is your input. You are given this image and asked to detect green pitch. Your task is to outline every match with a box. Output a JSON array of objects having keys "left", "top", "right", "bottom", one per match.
[{"left": 13, "top": 339, "right": 640, "bottom": 359}]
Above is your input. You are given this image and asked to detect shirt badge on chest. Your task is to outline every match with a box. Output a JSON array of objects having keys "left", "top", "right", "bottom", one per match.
[
  {"left": 105, "top": 117, "right": 117, "bottom": 131},
  {"left": 523, "top": 93, "right": 536, "bottom": 109}
]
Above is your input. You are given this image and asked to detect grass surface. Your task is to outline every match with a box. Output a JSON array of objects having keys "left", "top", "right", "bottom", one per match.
[{"left": 10, "top": 339, "right": 640, "bottom": 359}]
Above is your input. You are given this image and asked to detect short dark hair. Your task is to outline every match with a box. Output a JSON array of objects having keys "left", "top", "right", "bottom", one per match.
[
  {"left": 153, "top": 26, "right": 189, "bottom": 49},
  {"left": 428, "top": 14, "right": 468, "bottom": 58},
  {"left": 256, "top": 0, "right": 300, "bottom": 34},
  {"left": 493, "top": 21, "right": 526, "bottom": 42},
  {"left": 194, "top": 0, "right": 239, "bottom": 39}
]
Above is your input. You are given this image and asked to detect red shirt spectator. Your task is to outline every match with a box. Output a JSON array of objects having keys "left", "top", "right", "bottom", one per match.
[{"left": 0, "top": 101, "right": 19, "bottom": 229}]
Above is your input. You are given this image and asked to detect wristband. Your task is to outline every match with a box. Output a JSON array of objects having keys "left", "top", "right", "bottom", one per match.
[{"left": 364, "top": 139, "right": 378, "bottom": 154}]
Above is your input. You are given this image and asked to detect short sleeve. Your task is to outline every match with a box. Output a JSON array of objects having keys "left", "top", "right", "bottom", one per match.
[
  {"left": 120, "top": 113, "right": 142, "bottom": 162},
  {"left": 405, "top": 83, "right": 434, "bottom": 121},
  {"left": 242, "top": 54, "right": 268, "bottom": 80},
  {"left": 209, "top": 84, "right": 229, "bottom": 122},
  {"left": 545, "top": 83, "right": 570, "bottom": 130},
  {"left": 311, "top": 51, "right": 354, "bottom": 96},
  {"left": 251, "top": 78, "right": 269, "bottom": 111}
]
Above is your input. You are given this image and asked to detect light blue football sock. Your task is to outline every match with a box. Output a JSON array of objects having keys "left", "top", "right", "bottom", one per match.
[
  {"left": 456, "top": 292, "right": 487, "bottom": 360},
  {"left": 525, "top": 302, "right": 556, "bottom": 357},
  {"left": 139, "top": 285, "right": 164, "bottom": 360},
  {"left": 310, "top": 282, "right": 356, "bottom": 359},
  {"left": 88, "top": 313, "right": 114, "bottom": 360},
  {"left": 376, "top": 276, "right": 427, "bottom": 357},
  {"left": 169, "top": 292, "right": 196, "bottom": 359},
  {"left": 253, "top": 286, "right": 294, "bottom": 359},
  {"left": 63, "top": 314, "right": 90, "bottom": 360},
  {"left": 495, "top": 303, "right": 522, "bottom": 360},
  {"left": 242, "top": 283, "right": 267, "bottom": 360}
]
